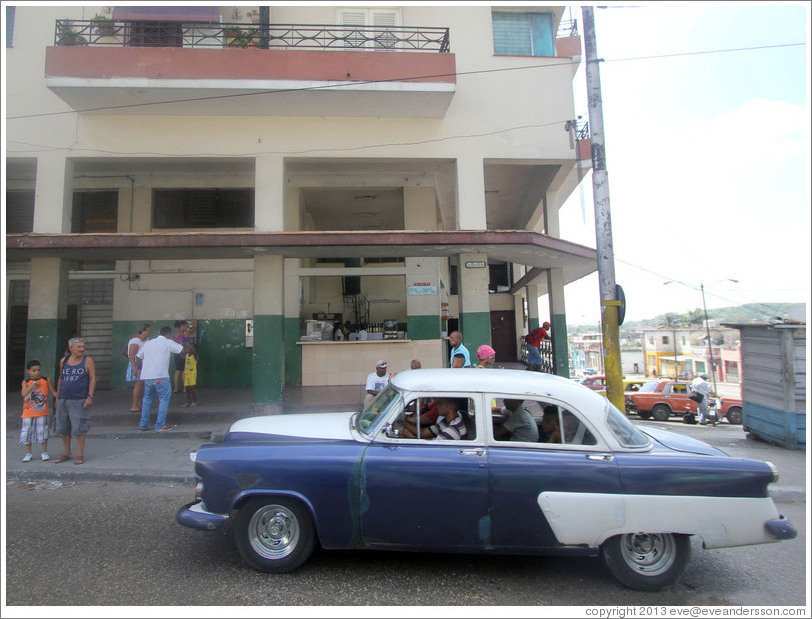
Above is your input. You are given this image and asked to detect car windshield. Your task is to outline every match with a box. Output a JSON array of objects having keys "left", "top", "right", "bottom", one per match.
[
  {"left": 605, "top": 403, "right": 650, "bottom": 447},
  {"left": 356, "top": 383, "right": 401, "bottom": 436},
  {"left": 640, "top": 381, "right": 661, "bottom": 393}
]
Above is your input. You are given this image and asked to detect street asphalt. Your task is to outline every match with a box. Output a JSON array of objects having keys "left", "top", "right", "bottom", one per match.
[{"left": 4, "top": 383, "right": 807, "bottom": 503}]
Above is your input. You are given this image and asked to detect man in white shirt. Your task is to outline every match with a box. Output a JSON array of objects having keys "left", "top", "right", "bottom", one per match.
[
  {"left": 690, "top": 373, "right": 715, "bottom": 425},
  {"left": 137, "top": 325, "right": 184, "bottom": 431},
  {"left": 363, "top": 360, "right": 390, "bottom": 409}
]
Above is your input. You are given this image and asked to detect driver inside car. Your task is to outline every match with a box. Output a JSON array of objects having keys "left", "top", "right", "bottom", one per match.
[{"left": 399, "top": 397, "right": 469, "bottom": 440}]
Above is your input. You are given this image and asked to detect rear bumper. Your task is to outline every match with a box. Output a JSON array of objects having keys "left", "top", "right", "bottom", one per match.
[
  {"left": 176, "top": 500, "right": 229, "bottom": 531},
  {"left": 765, "top": 515, "right": 797, "bottom": 540}
]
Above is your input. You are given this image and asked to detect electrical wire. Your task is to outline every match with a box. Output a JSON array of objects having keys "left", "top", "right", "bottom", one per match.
[{"left": 5, "top": 41, "right": 805, "bottom": 121}]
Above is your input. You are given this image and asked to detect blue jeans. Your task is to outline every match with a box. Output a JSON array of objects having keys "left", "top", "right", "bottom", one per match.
[{"left": 140, "top": 378, "right": 172, "bottom": 430}]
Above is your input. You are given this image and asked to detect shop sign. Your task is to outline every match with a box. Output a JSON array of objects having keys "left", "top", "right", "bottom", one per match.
[
  {"left": 465, "top": 261, "right": 486, "bottom": 269},
  {"left": 409, "top": 283, "right": 437, "bottom": 295}
]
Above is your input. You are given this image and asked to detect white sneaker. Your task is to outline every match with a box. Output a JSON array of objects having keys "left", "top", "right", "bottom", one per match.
[
  {"left": 22, "top": 453, "right": 33, "bottom": 462},
  {"left": 180, "top": 403, "right": 190, "bottom": 408},
  {"left": 41, "top": 452, "right": 50, "bottom": 461},
  {"left": 189, "top": 402, "right": 198, "bottom": 407}
]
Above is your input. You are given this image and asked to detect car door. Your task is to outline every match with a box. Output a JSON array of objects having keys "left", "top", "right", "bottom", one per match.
[
  {"left": 486, "top": 396, "right": 622, "bottom": 551},
  {"left": 664, "top": 382, "right": 693, "bottom": 412},
  {"left": 359, "top": 394, "right": 491, "bottom": 551}
]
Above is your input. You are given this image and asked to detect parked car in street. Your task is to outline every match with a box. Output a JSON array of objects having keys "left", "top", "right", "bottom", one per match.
[
  {"left": 625, "top": 380, "right": 743, "bottom": 424},
  {"left": 177, "top": 369, "right": 793, "bottom": 591},
  {"left": 578, "top": 374, "right": 607, "bottom": 390}
]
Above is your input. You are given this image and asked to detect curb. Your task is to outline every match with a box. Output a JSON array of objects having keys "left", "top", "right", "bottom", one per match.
[{"left": 7, "top": 470, "right": 195, "bottom": 486}]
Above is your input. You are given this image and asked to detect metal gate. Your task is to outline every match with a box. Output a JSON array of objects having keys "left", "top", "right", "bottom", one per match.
[{"left": 69, "top": 279, "right": 114, "bottom": 389}]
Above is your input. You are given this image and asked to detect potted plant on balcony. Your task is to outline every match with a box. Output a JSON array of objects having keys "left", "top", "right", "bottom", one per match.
[
  {"left": 56, "top": 21, "right": 88, "bottom": 46},
  {"left": 91, "top": 7, "right": 114, "bottom": 36}
]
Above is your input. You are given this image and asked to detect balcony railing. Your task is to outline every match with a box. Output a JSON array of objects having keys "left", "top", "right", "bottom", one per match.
[
  {"left": 54, "top": 20, "right": 451, "bottom": 53},
  {"left": 556, "top": 19, "right": 578, "bottom": 38}
]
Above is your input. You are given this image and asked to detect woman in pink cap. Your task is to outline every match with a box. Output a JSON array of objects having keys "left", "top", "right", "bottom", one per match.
[{"left": 475, "top": 344, "right": 497, "bottom": 369}]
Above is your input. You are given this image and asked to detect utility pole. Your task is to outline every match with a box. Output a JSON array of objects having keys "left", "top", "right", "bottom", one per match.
[
  {"left": 582, "top": 6, "right": 624, "bottom": 412},
  {"left": 700, "top": 283, "right": 719, "bottom": 393}
]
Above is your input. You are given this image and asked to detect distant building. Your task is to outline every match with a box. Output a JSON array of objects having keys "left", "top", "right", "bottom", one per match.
[{"left": 641, "top": 326, "right": 741, "bottom": 383}]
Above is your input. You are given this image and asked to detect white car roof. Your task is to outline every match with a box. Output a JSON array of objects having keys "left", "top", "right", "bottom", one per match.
[{"left": 390, "top": 368, "right": 610, "bottom": 420}]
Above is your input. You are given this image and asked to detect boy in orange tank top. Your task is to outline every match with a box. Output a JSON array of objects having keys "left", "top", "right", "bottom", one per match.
[{"left": 21, "top": 360, "right": 58, "bottom": 462}]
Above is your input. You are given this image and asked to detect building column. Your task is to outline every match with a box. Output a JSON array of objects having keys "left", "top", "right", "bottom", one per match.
[
  {"left": 546, "top": 268, "right": 569, "bottom": 377},
  {"left": 253, "top": 255, "right": 285, "bottom": 412},
  {"left": 404, "top": 186, "right": 442, "bottom": 339},
  {"left": 26, "top": 155, "right": 73, "bottom": 377},
  {"left": 526, "top": 283, "right": 541, "bottom": 331},
  {"left": 255, "top": 155, "right": 284, "bottom": 232},
  {"left": 26, "top": 258, "right": 71, "bottom": 380},
  {"left": 33, "top": 154, "right": 73, "bottom": 233},
  {"left": 458, "top": 253, "right": 491, "bottom": 353},
  {"left": 455, "top": 155, "right": 486, "bottom": 230}
]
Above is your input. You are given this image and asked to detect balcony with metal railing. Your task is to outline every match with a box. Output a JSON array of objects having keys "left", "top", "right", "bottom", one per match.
[
  {"left": 54, "top": 20, "right": 451, "bottom": 52},
  {"left": 46, "top": 20, "right": 456, "bottom": 118}
]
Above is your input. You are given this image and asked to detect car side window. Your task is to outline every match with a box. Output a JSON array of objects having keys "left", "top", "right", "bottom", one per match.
[
  {"left": 489, "top": 398, "right": 595, "bottom": 446},
  {"left": 672, "top": 384, "right": 687, "bottom": 394},
  {"left": 389, "top": 396, "right": 476, "bottom": 441}
]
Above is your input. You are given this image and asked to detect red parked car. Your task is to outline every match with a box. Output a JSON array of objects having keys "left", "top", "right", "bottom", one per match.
[
  {"left": 625, "top": 380, "right": 742, "bottom": 424},
  {"left": 577, "top": 375, "right": 607, "bottom": 391}
]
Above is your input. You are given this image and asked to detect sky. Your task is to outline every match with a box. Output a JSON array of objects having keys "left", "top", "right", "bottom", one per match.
[{"left": 554, "top": 2, "right": 810, "bottom": 325}]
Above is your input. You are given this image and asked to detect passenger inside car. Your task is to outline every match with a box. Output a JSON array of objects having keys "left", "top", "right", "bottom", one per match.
[
  {"left": 400, "top": 397, "right": 472, "bottom": 440},
  {"left": 493, "top": 399, "right": 539, "bottom": 442},
  {"left": 539, "top": 406, "right": 562, "bottom": 443}
]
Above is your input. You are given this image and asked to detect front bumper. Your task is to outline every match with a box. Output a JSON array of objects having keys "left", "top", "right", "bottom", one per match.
[
  {"left": 765, "top": 515, "right": 797, "bottom": 540},
  {"left": 176, "top": 500, "right": 229, "bottom": 531}
]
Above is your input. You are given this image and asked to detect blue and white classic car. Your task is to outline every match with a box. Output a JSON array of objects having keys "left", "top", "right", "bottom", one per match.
[{"left": 176, "top": 369, "right": 796, "bottom": 591}]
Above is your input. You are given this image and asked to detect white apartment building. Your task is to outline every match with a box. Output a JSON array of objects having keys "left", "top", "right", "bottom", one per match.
[{"left": 5, "top": 4, "right": 596, "bottom": 410}]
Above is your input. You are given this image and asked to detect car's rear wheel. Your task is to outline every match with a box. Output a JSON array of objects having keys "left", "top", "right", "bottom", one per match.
[
  {"left": 651, "top": 404, "right": 671, "bottom": 422},
  {"left": 235, "top": 497, "right": 315, "bottom": 573},
  {"left": 726, "top": 406, "right": 743, "bottom": 425},
  {"left": 601, "top": 532, "right": 691, "bottom": 591}
]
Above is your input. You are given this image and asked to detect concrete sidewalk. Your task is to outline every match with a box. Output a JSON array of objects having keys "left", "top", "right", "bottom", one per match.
[{"left": 5, "top": 384, "right": 805, "bottom": 503}]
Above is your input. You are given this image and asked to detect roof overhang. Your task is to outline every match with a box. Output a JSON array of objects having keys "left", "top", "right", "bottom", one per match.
[{"left": 7, "top": 230, "right": 598, "bottom": 290}]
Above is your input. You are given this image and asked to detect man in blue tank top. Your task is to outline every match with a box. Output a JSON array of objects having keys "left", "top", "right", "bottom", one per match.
[{"left": 54, "top": 337, "right": 96, "bottom": 465}]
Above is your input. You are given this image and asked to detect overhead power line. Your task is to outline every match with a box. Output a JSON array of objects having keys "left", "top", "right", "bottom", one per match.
[{"left": 5, "top": 41, "right": 805, "bottom": 121}]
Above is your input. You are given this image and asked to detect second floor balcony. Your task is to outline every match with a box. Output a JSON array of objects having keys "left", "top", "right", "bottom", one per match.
[{"left": 45, "top": 20, "right": 456, "bottom": 117}]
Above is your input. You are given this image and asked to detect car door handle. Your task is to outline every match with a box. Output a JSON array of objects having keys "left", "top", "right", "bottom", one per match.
[
  {"left": 586, "top": 454, "right": 614, "bottom": 462},
  {"left": 459, "top": 448, "right": 486, "bottom": 457}
]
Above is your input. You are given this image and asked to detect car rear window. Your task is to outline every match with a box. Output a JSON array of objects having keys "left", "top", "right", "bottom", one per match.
[{"left": 640, "top": 381, "right": 660, "bottom": 392}]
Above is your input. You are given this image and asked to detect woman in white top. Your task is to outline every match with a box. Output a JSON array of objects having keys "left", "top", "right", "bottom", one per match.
[{"left": 126, "top": 324, "right": 151, "bottom": 412}]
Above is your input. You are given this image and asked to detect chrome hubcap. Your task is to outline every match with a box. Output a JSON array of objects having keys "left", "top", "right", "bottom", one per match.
[
  {"left": 619, "top": 533, "right": 676, "bottom": 576},
  {"left": 249, "top": 504, "right": 299, "bottom": 560}
]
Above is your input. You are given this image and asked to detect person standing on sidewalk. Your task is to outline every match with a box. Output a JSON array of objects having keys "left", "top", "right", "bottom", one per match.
[
  {"left": 181, "top": 342, "right": 199, "bottom": 408},
  {"left": 172, "top": 319, "right": 196, "bottom": 394},
  {"left": 54, "top": 337, "right": 96, "bottom": 465},
  {"left": 20, "top": 359, "right": 58, "bottom": 462},
  {"left": 126, "top": 323, "right": 151, "bottom": 412},
  {"left": 137, "top": 326, "right": 183, "bottom": 432}
]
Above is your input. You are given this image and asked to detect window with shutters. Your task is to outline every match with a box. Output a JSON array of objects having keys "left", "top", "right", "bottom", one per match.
[
  {"left": 152, "top": 189, "right": 254, "bottom": 229},
  {"left": 492, "top": 11, "right": 554, "bottom": 57},
  {"left": 5, "top": 191, "right": 34, "bottom": 233},
  {"left": 338, "top": 8, "right": 400, "bottom": 50},
  {"left": 72, "top": 191, "right": 118, "bottom": 233}
]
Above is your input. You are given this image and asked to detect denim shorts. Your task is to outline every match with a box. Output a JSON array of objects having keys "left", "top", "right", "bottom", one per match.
[{"left": 55, "top": 398, "right": 91, "bottom": 436}]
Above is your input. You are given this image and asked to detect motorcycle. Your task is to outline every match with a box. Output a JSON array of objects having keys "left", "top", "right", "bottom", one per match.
[{"left": 682, "top": 395, "right": 720, "bottom": 426}]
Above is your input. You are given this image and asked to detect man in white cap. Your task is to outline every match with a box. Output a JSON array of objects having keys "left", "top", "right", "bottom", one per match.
[{"left": 363, "top": 360, "right": 391, "bottom": 409}]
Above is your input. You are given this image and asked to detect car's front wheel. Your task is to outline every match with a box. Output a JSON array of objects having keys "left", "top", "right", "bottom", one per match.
[
  {"left": 601, "top": 532, "right": 691, "bottom": 591},
  {"left": 235, "top": 497, "right": 316, "bottom": 573},
  {"left": 725, "top": 406, "right": 743, "bottom": 425},
  {"left": 651, "top": 404, "right": 671, "bottom": 422}
]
